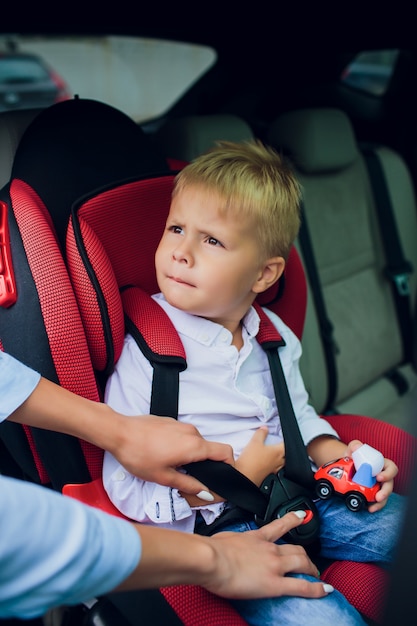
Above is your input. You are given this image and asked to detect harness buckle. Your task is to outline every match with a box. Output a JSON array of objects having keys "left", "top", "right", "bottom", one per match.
[
  {"left": 385, "top": 263, "right": 413, "bottom": 297},
  {"left": 393, "top": 273, "right": 410, "bottom": 297},
  {"left": 255, "top": 470, "right": 321, "bottom": 548}
]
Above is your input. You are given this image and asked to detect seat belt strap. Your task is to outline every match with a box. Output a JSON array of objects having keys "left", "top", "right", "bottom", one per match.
[
  {"left": 362, "top": 146, "right": 413, "bottom": 364},
  {"left": 298, "top": 202, "right": 339, "bottom": 413},
  {"left": 262, "top": 345, "right": 316, "bottom": 489},
  {"left": 254, "top": 302, "right": 316, "bottom": 491}
]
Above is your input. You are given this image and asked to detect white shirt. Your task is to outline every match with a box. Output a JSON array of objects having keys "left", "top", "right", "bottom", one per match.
[{"left": 103, "top": 295, "right": 338, "bottom": 533}]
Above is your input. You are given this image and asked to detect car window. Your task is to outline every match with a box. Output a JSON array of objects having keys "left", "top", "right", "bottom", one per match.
[
  {"left": 0, "top": 56, "right": 50, "bottom": 83},
  {"left": 340, "top": 49, "right": 399, "bottom": 96},
  {"left": 0, "top": 35, "right": 216, "bottom": 121},
  {"left": 328, "top": 467, "right": 343, "bottom": 480}
]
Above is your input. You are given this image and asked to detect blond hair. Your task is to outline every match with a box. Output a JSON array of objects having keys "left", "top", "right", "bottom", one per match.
[{"left": 173, "top": 140, "right": 302, "bottom": 259}]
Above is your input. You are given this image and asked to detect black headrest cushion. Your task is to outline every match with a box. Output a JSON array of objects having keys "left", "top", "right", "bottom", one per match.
[{"left": 11, "top": 97, "right": 168, "bottom": 245}]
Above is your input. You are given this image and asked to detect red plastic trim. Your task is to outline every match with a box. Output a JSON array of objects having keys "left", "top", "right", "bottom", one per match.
[{"left": 0, "top": 201, "right": 17, "bottom": 308}]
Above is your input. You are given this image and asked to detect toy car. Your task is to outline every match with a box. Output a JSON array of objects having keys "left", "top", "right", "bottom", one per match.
[{"left": 314, "top": 456, "right": 381, "bottom": 511}]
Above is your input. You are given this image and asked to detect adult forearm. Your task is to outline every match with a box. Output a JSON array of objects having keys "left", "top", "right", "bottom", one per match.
[
  {"left": 8, "top": 377, "right": 120, "bottom": 447},
  {"left": 118, "top": 524, "right": 214, "bottom": 590}
]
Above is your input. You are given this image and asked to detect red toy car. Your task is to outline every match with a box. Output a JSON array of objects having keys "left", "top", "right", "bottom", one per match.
[{"left": 314, "top": 456, "right": 381, "bottom": 511}]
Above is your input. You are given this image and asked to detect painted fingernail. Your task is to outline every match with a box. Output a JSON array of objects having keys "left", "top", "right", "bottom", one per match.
[
  {"left": 293, "top": 510, "right": 307, "bottom": 519},
  {"left": 197, "top": 490, "right": 215, "bottom": 502},
  {"left": 323, "top": 584, "right": 334, "bottom": 593}
]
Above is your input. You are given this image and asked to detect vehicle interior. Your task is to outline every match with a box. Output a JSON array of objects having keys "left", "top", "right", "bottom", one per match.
[{"left": 1, "top": 4, "right": 417, "bottom": 626}]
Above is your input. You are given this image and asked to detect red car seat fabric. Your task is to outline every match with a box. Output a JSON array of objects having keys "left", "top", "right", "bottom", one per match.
[{"left": 0, "top": 177, "right": 100, "bottom": 487}]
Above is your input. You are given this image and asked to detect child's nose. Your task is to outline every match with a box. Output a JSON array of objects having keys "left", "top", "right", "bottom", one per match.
[{"left": 172, "top": 240, "right": 193, "bottom": 264}]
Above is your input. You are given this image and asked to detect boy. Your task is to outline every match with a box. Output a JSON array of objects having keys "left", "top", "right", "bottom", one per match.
[{"left": 103, "top": 140, "right": 402, "bottom": 626}]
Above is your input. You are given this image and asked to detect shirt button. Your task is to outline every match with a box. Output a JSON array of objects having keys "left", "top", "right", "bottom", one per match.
[
  {"left": 220, "top": 330, "right": 230, "bottom": 343},
  {"left": 113, "top": 469, "right": 126, "bottom": 481}
]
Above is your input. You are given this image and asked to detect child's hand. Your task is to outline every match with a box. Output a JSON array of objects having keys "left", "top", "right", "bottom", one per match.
[
  {"left": 347, "top": 440, "right": 398, "bottom": 513},
  {"left": 368, "top": 455, "right": 398, "bottom": 512},
  {"left": 235, "top": 427, "right": 285, "bottom": 487}
]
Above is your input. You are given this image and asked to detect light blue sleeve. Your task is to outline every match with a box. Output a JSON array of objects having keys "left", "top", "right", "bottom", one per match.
[
  {"left": 0, "top": 351, "right": 41, "bottom": 422},
  {"left": 0, "top": 474, "right": 142, "bottom": 619}
]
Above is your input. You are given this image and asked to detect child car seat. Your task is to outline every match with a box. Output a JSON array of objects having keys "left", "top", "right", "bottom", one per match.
[
  {"left": 0, "top": 98, "right": 416, "bottom": 625},
  {"left": 0, "top": 98, "right": 249, "bottom": 626}
]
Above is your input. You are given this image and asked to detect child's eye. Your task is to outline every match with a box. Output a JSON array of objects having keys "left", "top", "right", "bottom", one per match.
[
  {"left": 169, "top": 225, "right": 183, "bottom": 235},
  {"left": 207, "top": 236, "right": 223, "bottom": 247}
]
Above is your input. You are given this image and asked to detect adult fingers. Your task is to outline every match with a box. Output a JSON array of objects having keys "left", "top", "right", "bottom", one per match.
[
  {"left": 268, "top": 575, "right": 334, "bottom": 599},
  {"left": 255, "top": 510, "right": 311, "bottom": 543},
  {"left": 155, "top": 467, "right": 214, "bottom": 497}
]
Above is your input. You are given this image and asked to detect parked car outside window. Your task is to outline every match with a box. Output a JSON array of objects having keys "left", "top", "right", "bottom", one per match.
[
  {"left": 340, "top": 49, "right": 399, "bottom": 96},
  {"left": 0, "top": 51, "right": 71, "bottom": 112},
  {"left": 0, "top": 35, "right": 216, "bottom": 123}
]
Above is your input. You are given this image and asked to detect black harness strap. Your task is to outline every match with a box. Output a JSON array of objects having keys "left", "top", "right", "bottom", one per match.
[{"left": 262, "top": 338, "right": 316, "bottom": 491}]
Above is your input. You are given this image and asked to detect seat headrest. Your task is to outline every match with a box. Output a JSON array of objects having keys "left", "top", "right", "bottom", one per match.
[
  {"left": 155, "top": 114, "right": 254, "bottom": 162},
  {"left": 11, "top": 98, "right": 168, "bottom": 245},
  {"left": 267, "top": 108, "right": 359, "bottom": 174},
  {"left": 0, "top": 108, "right": 42, "bottom": 190}
]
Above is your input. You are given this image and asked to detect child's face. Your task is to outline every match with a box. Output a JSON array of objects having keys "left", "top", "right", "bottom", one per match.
[{"left": 155, "top": 184, "right": 274, "bottom": 331}]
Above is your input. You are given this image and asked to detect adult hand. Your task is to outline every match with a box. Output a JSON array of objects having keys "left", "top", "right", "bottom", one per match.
[
  {"left": 203, "top": 511, "right": 331, "bottom": 599},
  {"left": 9, "top": 377, "right": 234, "bottom": 499},
  {"left": 109, "top": 413, "right": 234, "bottom": 497},
  {"left": 121, "top": 511, "right": 333, "bottom": 599}
]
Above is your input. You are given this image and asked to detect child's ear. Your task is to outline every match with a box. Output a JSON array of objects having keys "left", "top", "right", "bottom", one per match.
[{"left": 252, "top": 257, "right": 285, "bottom": 294}]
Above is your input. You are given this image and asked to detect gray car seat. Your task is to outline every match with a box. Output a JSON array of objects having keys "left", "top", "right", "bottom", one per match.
[
  {"left": 153, "top": 113, "right": 254, "bottom": 162},
  {"left": 267, "top": 107, "right": 417, "bottom": 431}
]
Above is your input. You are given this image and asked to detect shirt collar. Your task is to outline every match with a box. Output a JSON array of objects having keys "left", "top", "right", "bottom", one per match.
[{"left": 152, "top": 293, "right": 260, "bottom": 346}]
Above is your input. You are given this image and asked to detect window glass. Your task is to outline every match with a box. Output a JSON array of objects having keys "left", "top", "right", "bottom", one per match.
[
  {"left": 0, "top": 56, "right": 50, "bottom": 83},
  {"left": 0, "top": 35, "right": 216, "bottom": 121},
  {"left": 340, "top": 49, "right": 399, "bottom": 96}
]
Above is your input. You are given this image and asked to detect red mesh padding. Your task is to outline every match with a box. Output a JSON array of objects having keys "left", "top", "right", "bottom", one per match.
[
  {"left": 122, "top": 287, "right": 186, "bottom": 358},
  {"left": 77, "top": 176, "right": 175, "bottom": 295},
  {"left": 161, "top": 586, "right": 248, "bottom": 626},
  {"left": 254, "top": 302, "right": 283, "bottom": 345},
  {"left": 67, "top": 217, "right": 125, "bottom": 371},
  {"left": 321, "top": 560, "right": 388, "bottom": 624},
  {"left": 12, "top": 179, "right": 103, "bottom": 480},
  {"left": 257, "top": 246, "right": 307, "bottom": 341},
  {"left": 324, "top": 413, "right": 417, "bottom": 495}
]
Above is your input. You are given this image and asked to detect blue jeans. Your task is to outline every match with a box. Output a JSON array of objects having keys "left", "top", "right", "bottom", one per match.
[{"left": 221, "top": 492, "right": 405, "bottom": 626}]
